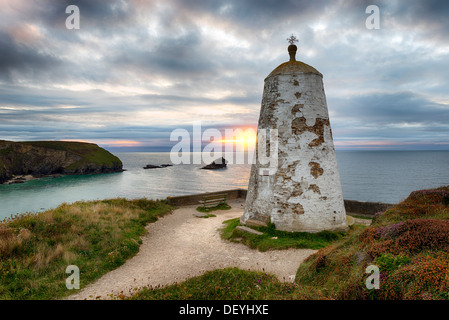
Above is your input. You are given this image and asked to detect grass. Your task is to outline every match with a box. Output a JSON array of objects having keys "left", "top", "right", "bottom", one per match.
[
  {"left": 221, "top": 218, "right": 346, "bottom": 252},
  {"left": 0, "top": 198, "right": 173, "bottom": 300},
  {"left": 347, "top": 214, "right": 373, "bottom": 220},
  {"left": 196, "top": 202, "right": 231, "bottom": 213},
  {"left": 21, "top": 141, "right": 122, "bottom": 171},
  {"left": 293, "top": 225, "right": 370, "bottom": 299},
  {"left": 127, "top": 267, "right": 327, "bottom": 300},
  {"left": 199, "top": 214, "right": 217, "bottom": 218}
]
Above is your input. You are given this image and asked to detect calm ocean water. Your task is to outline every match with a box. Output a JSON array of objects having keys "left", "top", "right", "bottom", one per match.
[{"left": 0, "top": 150, "right": 448, "bottom": 220}]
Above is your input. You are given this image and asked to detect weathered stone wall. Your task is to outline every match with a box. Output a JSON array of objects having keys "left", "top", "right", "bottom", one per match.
[
  {"left": 241, "top": 66, "right": 348, "bottom": 233},
  {"left": 166, "top": 189, "right": 246, "bottom": 206},
  {"left": 344, "top": 199, "right": 394, "bottom": 215},
  {"left": 165, "top": 188, "right": 395, "bottom": 217}
]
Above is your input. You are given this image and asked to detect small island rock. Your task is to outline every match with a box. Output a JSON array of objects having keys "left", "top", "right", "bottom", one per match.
[
  {"left": 143, "top": 164, "right": 173, "bottom": 169},
  {"left": 201, "top": 157, "right": 228, "bottom": 170}
]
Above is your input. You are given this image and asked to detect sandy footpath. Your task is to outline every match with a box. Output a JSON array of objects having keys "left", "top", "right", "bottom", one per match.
[{"left": 67, "top": 198, "right": 317, "bottom": 300}]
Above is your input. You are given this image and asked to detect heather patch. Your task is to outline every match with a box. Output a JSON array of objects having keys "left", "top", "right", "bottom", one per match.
[{"left": 295, "top": 185, "right": 449, "bottom": 300}]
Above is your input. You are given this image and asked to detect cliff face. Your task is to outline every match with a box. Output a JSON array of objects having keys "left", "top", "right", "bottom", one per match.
[{"left": 0, "top": 140, "right": 123, "bottom": 184}]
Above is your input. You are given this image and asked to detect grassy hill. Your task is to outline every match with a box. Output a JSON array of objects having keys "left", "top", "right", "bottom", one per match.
[
  {"left": 294, "top": 185, "right": 449, "bottom": 300},
  {"left": 0, "top": 140, "right": 123, "bottom": 183},
  {"left": 21, "top": 141, "right": 122, "bottom": 172}
]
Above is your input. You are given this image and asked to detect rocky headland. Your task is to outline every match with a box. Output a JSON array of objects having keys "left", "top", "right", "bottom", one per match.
[{"left": 0, "top": 140, "right": 123, "bottom": 184}]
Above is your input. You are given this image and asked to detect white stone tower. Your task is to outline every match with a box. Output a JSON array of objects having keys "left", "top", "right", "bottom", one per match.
[{"left": 241, "top": 37, "right": 348, "bottom": 233}]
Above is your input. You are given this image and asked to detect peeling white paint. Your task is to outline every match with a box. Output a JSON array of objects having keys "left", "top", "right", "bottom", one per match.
[{"left": 241, "top": 56, "right": 348, "bottom": 233}]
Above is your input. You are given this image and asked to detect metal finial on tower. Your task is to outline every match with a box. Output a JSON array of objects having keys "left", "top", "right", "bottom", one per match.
[
  {"left": 287, "top": 34, "right": 298, "bottom": 45},
  {"left": 287, "top": 34, "right": 298, "bottom": 61}
]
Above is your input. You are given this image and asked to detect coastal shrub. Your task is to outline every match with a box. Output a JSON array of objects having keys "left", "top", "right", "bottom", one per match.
[
  {"left": 443, "top": 195, "right": 449, "bottom": 207},
  {"left": 293, "top": 225, "right": 369, "bottom": 299},
  {"left": 380, "top": 186, "right": 449, "bottom": 222},
  {"left": 371, "top": 211, "right": 384, "bottom": 224},
  {"left": 392, "top": 252, "right": 449, "bottom": 300},
  {"left": 374, "top": 253, "right": 411, "bottom": 273},
  {"left": 360, "top": 219, "right": 449, "bottom": 258},
  {"left": 295, "top": 185, "right": 449, "bottom": 300},
  {"left": 314, "top": 251, "right": 328, "bottom": 272},
  {"left": 408, "top": 188, "right": 449, "bottom": 205},
  {"left": 362, "top": 252, "right": 449, "bottom": 300}
]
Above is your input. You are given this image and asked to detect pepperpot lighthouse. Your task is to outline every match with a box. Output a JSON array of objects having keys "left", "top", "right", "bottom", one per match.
[{"left": 241, "top": 36, "right": 348, "bottom": 233}]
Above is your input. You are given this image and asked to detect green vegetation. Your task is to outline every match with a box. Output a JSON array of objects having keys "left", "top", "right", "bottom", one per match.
[
  {"left": 0, "top": 198, "right": 173, "bottom": 300},
  {"left": 3, "top": 185, "right": 448, "bottom": 300},
  {"left": 199, "top": 214, "right": 217, "bottom": 218},
  {"left": 294, "top": 185, "right": 449, "bottom": 300},
  {"left": 0, "top": 140, "right": 123, "bottom": 184},
  {"left": 22, "top": 141, "right": 122, "bottom": 170},
  {"left": 347, "top": 214, "right": 373, "bottom": 220},
  {"left": 0, "top": 145, "right": 13, "bottom": 156},
  {"left": 221, "top": 218, "right": 346, "bottom": 252},
  {"left": 196, "top": 202, "right": 231, "bottom": 213},
  {"left": 127, "top": 267, "right": 326, "bottom": 300},
  {"left": 129, "top": 185, "right": 449, "bottom": 301}
]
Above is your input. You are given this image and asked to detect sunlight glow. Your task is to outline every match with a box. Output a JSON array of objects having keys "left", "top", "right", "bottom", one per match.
[{"left": 214, "top": 128, "right": 257, "bottom": 150}]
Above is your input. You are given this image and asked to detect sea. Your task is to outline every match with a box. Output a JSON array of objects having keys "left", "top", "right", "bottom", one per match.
[{"left": 0, "top": 150, "right": 448, "bottom": 220}]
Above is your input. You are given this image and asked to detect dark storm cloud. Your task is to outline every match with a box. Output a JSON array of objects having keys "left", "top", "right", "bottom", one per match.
[
  {"left": 112, "top": 29, "right": 218, "bottom": 78},
  {"left": 389, "top": 0, "right": 449, "bottom": 41},
  {"left": 330, "top": 91, "right": 449, "bottom": 146},
  {"left": 172, "top": 0, "right": 328, "bottom": 22},
  {"left": 0, "top": 31, "right": 62, "bottom": 81},
  {"left": 0, "top": 0, "right": 448, "bottom": 149},
  {"left": 334, "top": 91, "right": 449, "bottom": 125},
  {"left": 169, "top": 0, "right": 376, "bottom": 29},
  {"left": 138, "top": 92, "right": 260, "bottom": 107}
]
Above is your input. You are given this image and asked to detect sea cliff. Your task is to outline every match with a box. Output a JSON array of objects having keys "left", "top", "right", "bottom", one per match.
[{"left": 0, "top": 140, "right": 123, "bottom": 184}]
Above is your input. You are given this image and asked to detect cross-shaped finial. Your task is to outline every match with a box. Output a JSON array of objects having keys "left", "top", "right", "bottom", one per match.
[{"left": 287, "top": 34, "right": 298, "bottom": 45}]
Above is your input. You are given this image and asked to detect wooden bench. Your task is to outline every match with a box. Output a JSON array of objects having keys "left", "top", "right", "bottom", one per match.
[{"left": 199, "top": 193, "right": 227, "bottom": 208}]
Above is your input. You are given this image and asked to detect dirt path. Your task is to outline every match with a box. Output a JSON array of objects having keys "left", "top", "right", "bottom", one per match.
[{"left": 67, "top": 198, "right": 317, "bottom": 300}]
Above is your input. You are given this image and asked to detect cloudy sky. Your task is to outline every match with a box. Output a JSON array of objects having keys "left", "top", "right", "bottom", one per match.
[{"left": 1, "top": 0, "right": 448, "bottom": 151}]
